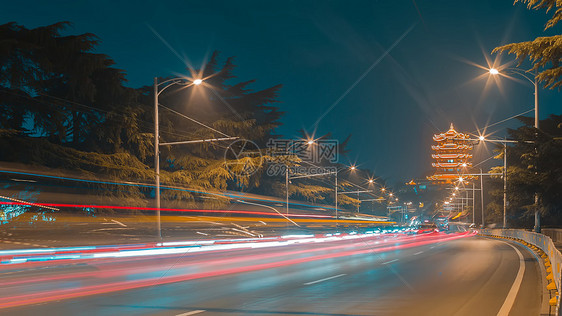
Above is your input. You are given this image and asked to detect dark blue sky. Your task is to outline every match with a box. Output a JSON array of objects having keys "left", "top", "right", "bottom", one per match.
[{"left": 3, "top": 0, "right": 561, "bottom": 183}]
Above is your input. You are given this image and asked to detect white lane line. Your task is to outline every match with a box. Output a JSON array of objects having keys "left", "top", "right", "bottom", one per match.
[
  {"left": 382, "top": 259, "right": 399, "bottom": 265},
  {"left": 304, "top": 273, "right": 347, "bottom": 285},
  {"left": 496, "top": 242, "right": 525, "bottom": 316},
  {"left": 413, "top": 251, "right": 423, "bottom": 256},
  {"left": 110, "top": 219, "right": 127, "bottom": 227},
  {"left": 176, "top": 310, "right": 206, "bottom": 316}
]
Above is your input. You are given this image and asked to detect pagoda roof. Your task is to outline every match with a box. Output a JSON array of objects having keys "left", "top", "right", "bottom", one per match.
[
  {"left": 432, "top": 144, "right": 473, "bottom": 151},
  {"left": 433, "top": 123, "right": 470, "bottom": 142},
  {"left": 426, "top": 174, "right": 477, "bottom": 181},
  {"left": 432, "top": 162, "right": 473, "bottom": 168},
  {"left": 432, "top": 153, "right": 472, "bottom": 159}
]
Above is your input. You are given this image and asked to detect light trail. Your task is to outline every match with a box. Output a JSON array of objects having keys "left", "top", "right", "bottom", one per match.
[
  {"left": 0, "top": 231, "right": 473, "bottom": 309},
  {"left": 0, "top": 233, "right": 451, "bottom": 286},
  {"left": 0, "top": 231, "right": 434, "bottom": 265},
  {"left": 0, "top": 169, "right": 341, "bottom": 212},
  {"left": 0, "top": 202, "right": 333, "bottom": 219}
]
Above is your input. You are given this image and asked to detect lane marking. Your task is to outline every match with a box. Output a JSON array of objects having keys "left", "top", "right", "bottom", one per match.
[
  {"left": 413, "top": 251, "right": 423, "bottom": 256},
  {"left": 110, "top": 219, "right": 127, "bottom": 227},
  {"left": 382, "top": 259, "right": 399, "bottom": 265},
  {"left": 176, "top": 310, "right": 205, "bottom": 316},
  {"left": 496, "top": 242, "right": 525, "bottom": 316},
  {"left": 304, "top": 273, "right": 346, "bottom": 285}
]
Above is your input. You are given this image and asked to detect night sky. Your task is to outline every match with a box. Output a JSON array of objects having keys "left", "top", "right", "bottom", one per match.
[{"left": 3, "top": 0, "right": 561, "bottom": 184}]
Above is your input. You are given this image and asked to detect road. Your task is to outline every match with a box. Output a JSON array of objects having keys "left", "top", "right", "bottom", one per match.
[{"left": 0, "top": 231, "right": 545, "bottom": 316}]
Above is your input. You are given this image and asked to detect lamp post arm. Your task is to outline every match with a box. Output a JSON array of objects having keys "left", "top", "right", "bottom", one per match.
[
  {"left": 504, "top": 68, "right": 537, "bottom": 87},
  {"left": 156, "top": 77, "right": 194, "bottom": 96}
]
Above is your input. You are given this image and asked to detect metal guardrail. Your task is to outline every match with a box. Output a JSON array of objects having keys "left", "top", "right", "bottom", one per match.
[{"left": 480, "top": 229, "right": 562, "bottom": 314}]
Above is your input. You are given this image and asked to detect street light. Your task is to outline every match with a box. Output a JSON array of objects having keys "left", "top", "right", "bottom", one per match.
[
  {"left": 475, "top": 136, "right": 512, "bottom": 228},
  {"left": 283, "top": 139, "right": 316, "bottom": 217},
  {"left": 335, "top": 165, "right": 357, "bottom": 219},
  {"left": 154, "top": 76, "right": 203, "bottom": 238},
  {"left": 489, "top": 66, "right": 541, "bottom": 232}
]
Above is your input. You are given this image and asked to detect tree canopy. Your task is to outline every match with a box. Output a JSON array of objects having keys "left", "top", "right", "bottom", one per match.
[
  {"left": 0, "top": 21, "right": 379, "bottom": 212},
  {"left": 486, "top": 115, "right": 562, "bottom": 227},
  {"left": 493, "top": 0, "right": 562, "bottom": 89}
]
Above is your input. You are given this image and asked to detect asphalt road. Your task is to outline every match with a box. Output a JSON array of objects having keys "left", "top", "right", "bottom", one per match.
[{"left": 0, "top": 232, "right": 546, "bottom": 316}]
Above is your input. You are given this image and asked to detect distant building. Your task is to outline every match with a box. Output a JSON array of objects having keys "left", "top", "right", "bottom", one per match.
[{"left": 427, "top": 123, "right": 475, "bottom": 183}]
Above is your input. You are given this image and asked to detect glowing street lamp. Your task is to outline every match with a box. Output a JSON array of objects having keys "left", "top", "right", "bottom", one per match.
[
  {"left": 487, "top": 65, "right": 541, "bottom": 231},
  {"left": 333, "top": 164, "right": 360, "bottom": 220},
  {"left": 154, "top": 76, "right": 205, "bottom": 238}
]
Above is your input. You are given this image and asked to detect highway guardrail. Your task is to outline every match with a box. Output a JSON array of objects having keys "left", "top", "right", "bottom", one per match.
[{"left": 480, "top": 228, "right": 562, "bottom": 315}]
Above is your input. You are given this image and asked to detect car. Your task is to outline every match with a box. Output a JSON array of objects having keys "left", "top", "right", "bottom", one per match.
[{"left": 417, "top": 223, "right": 438, "bottom": 234}]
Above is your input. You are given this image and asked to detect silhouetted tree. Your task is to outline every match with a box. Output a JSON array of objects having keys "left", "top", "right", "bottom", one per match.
[
  {"left": 487, "top": 115, "right": 562, "bottom": 227},
  {"left": 493, "top": 0, "right": 562, "bottom": 89}
]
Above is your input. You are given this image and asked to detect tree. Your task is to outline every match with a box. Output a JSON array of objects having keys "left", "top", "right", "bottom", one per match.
[
  {"left": 0, "top": 22, "right": 365, "bottom": 213},
  {"left": 487, "top": 115, "right": 562, "bottom": 227},
  {"left": 493, "top": 0, "right": 562, "bottom": 89},
  {"left": 0, "top": 21, "right": 150, "bottom": 154}
]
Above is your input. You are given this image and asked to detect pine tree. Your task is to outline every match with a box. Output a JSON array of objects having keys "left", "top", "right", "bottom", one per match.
[{"left": 493, "top": 0, "right": 562, "bottom": 89}]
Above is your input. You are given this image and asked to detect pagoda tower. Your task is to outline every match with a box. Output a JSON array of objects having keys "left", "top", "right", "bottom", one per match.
[{"left": 427, "top": 123, "right": 475, "bottom": 183}]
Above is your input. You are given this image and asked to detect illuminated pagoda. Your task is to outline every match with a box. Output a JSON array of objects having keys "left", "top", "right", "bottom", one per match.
[{"left": 427, "top": 123, "right": 475, "bottom": 183}]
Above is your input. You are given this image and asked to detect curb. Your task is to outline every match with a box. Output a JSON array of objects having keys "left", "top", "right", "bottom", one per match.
[{"left": 481, "top": 233, "right": 558, "bottom": 315}]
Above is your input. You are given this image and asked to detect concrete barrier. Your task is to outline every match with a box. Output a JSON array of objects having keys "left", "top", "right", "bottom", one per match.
[
  {"left": 480, "top": 228, "right": 562, "bottom": 315},
  {"left": 543, "top": 229, "right": 562, "bottom": 245}
]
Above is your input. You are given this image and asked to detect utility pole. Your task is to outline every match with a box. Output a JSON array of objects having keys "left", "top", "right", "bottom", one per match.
[
  {"left": 472, "top": 181, "right": 476, "bottom": 224},
  {"left": 503, "top": 144, "right": 507, "bottom": 229},
  {"left": 534, "top": 70, "right": 541, "bottom": 233},
  {"left": 480, "top": 169, "right": 484, "bottom": 228},
  {"left": 154, "top": 77, "right": 161, "bottom": 239}
]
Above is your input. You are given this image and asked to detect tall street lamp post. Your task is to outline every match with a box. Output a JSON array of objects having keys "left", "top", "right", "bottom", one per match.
[
  {"left": 154, "top": 77, "right": 203, "bottom": 238},
  {"left": 336, "top": 165, "right": 356, "bottom": 220},
  {"left": 476, "top": 137, "right": 526, "bottom": 228},
  {"left": 489, "top": 67, "right": 540, "bottom": 232},
  {"left": 283, "top": 139, "right": 315, "bottom": 217},
  {"left": 480, "top": 168, "right": 484, "bottom": 228}
]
